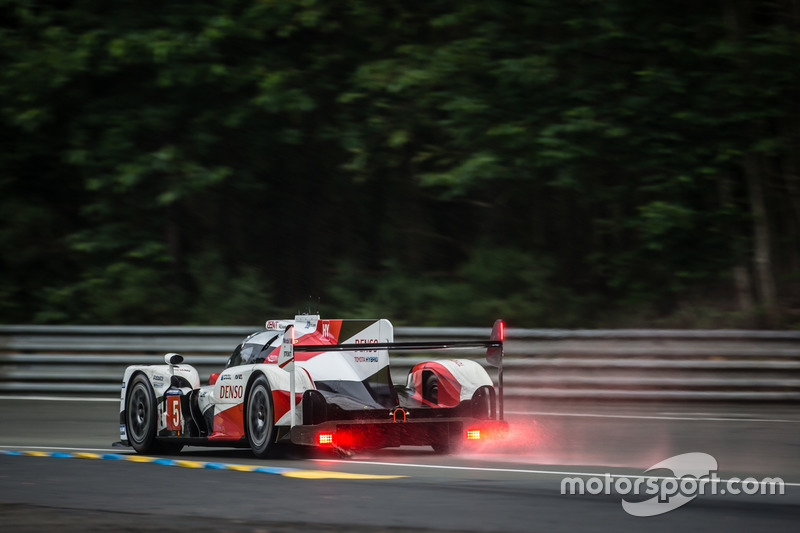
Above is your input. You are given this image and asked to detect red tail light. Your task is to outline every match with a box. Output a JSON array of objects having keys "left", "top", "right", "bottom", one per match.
[
  {"left": 318, "top": 433, "right": 334, "bottom": 445},
  {"left": 466, "top": 429, "right": 481, "bottom": 440},
  {"left": 486, "top": 319, "right": 504, "bottom": 367}
]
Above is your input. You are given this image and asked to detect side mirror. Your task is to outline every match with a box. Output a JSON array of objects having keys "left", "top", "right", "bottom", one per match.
[
  {"left": 165, "top": 353, "right": 184, "bottom": 365},
  {"left": 209, "top": 373, "right": 220, "bottom": 386}
]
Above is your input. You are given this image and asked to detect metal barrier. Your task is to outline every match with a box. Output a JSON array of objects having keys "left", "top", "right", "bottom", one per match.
[{"left": 1, "top": 325, "right": 799, "bottom": 401}]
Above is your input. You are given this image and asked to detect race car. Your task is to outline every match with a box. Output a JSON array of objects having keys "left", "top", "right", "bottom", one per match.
[{"left": 119, "top": 315, "right": 507, "bottom": 457}]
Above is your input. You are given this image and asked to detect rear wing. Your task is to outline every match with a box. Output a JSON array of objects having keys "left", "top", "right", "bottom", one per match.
[{"left": 280, "top": 319, "right": 506, "bottom": 421}]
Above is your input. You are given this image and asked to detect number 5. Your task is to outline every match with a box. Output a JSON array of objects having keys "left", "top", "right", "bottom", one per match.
[{"left": 167, "top": 396, "right": 181, "bottom": 430}]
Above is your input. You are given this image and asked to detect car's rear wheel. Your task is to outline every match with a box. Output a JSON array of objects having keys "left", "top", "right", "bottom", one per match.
[
  {"left": 431, "top": 427, "right": 460, "bottom": 455},
  {"left": 126, "top": 374, "right": 157, "bottom": 453},
  {"left": 431, "top": 440, "right": 452, "bottom": 454},
  {"left": 423, "top": 373, "right": 439, "bottom": 405},
  {"left": 246, "top": 376, "right": 275, "bottom": 458}
]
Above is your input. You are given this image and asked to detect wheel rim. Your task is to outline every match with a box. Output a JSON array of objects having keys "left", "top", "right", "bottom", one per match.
[
  {"left": 249, "top": 386, "right": 271, "bottom": 447},
  {"left": 128, "top": 383, "right": 150, "bottom": 443}
]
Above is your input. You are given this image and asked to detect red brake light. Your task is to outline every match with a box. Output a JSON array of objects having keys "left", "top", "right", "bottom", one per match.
[
  {"left": 466, "top": 429, "right": 481, "bottom": 440},
  {"left": 318, "top": 433, "right": 334, "bottom": 445},
  {"left": 486, "top": 319, "right": 504, "bottom": 367}
]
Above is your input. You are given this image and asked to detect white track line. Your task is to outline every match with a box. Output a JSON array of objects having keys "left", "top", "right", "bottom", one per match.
[
  {"left": 507, "top": 410, "right": 800, "bottom": 424},
  {"left": 315, "top": 459, "right": 800, "bottom": 487}
]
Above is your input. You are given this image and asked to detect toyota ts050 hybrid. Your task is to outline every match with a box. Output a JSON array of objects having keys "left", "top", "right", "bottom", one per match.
[{"left": 119, "top": 316, "right": 508, "bottom": 457}]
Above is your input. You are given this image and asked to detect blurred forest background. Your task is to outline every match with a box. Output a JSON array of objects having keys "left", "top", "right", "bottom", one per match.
[{"left": 1, "top": 0, "right": 799, "bottom": 328}]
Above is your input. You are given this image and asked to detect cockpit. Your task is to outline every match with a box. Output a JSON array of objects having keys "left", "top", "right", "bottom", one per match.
[{"left": 224, "top": 332, "right": 281, "bottom": 368}]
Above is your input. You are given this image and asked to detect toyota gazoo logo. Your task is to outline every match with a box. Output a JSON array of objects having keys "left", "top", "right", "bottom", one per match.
[{"left": 561, "top": 452, "right": 785, "bottom": 516}]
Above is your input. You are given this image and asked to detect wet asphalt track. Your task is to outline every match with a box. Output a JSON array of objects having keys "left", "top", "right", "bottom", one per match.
[{"left": 0, "top": 397, "right": 798, "bottom": 531}]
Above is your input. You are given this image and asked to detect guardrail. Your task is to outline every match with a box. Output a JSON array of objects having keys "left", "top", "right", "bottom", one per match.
[{"left": 1, "top": 325, "right": 799, "bottom": 401}]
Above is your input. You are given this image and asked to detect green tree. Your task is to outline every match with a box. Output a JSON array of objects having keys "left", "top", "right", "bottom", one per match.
[{"left": 0, "top": 0, "right": 797, "bottom": 327}]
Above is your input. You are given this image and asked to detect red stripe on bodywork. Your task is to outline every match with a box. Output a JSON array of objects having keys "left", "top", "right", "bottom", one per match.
[
  {"left": 265, "top": 345, "right": 280, "bottom": 364},
  {"left": 210, "top": 389, "right": 305, "bottom": 440},
  {"left": 265, "top": 320, "right": 345, "bottom": 363},
  {"left": 317, "top": 319, "right": 342, "bottom": 342},
  {"left": 411, "top": 361, "right": 462, "bottom": 407},
  {"left": 293, "top": 331, "right": 339, "bottom": 361},
  {"left": 209, "top": 404, "right": 244, "bottom": 440},
  {"left": 272, "top": 390, "right": 305, "bottom": 421}
]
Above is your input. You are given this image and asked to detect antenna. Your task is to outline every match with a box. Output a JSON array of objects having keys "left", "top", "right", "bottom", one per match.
[{"left": 297, "top": 297, "right": 320, "bottom": 316}]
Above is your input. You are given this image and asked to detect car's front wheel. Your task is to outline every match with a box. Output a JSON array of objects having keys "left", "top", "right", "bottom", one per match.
[
  {"left": 126, "top": 374, "right": 157, "bottom": 453},
  {"left": 246, "top": 376, "right": 276, "bottom": 458}
]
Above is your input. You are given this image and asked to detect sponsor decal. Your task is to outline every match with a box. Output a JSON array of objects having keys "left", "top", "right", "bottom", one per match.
[
  {"left": 219, "top": 384, "right": 244, "bottom": 400},
  {"left": 221, "top": 375, "right": 231, "bottom": 381},
  {"left": 120, "top": 424, "right": 127, "bottom": 439},
  {"left": 354, "top": 339, "right": 379, "bottom": 353},
  {"left": 354, "top": 356, "right": 380, "bottom": 363},
  {"left": 266, "top": 320, "right": 290, "bottom": 330},
  {"left": 234, "top": 374, "right": 243, "bottom": 380},
  {"left": 279, "top": 329, "right": 295, "bottom": 371},
  {"left": 153, "top": 375, "right": 164, "bottom": 381}
]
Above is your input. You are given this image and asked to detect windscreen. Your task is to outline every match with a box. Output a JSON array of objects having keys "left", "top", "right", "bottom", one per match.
[{"left": 225, "top": 335, "right": 280, "bottom": 368}]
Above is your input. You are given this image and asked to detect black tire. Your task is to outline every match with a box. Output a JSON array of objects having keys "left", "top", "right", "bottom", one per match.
[
  {"left": 423, "top": 373, "right": 439, "bottom": 405},
  {"left": 431, "top": 440, "right": 452, "bottom": 454},
  {"left": 431, "top": 427, "right": 460, "bottom": 455},
  {"left": 246, "top": 376, "right": 276, "bottom": 458},
  {"left": 423, "top": 374, "right": 450, "bottom": 453},
  {"left": 126, "top": 374, "right": 157, "bottom": 453}
]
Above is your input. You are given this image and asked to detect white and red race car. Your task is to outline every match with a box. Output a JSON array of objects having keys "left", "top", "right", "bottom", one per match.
[{"left": 119, "top": 316, "right": 507, "bottom": 457}]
